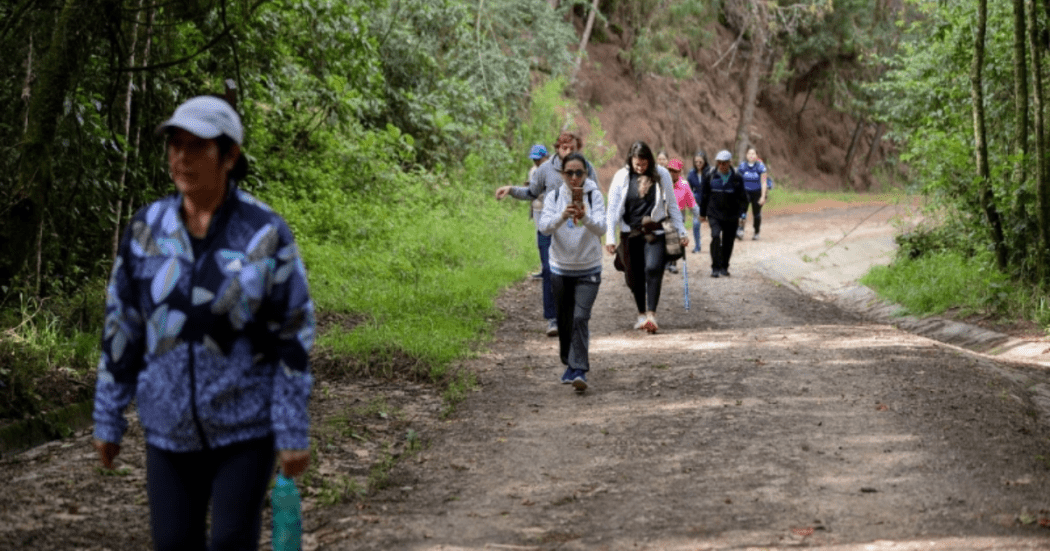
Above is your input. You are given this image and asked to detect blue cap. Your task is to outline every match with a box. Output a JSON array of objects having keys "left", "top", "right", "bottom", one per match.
[{"left": 528, "top": 144, "right": 548, "bottom": 160}]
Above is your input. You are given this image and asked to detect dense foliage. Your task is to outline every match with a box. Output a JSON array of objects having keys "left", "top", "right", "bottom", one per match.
[
  {"left": 0, "top": 0, "right": 576, "bottom": 419},
  {"left": 872, "top": 0, "right": 1050, "bottom": 286}
]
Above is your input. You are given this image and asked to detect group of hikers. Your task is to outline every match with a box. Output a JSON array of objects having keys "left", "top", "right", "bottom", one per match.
[{"left": 495, "top": 130, "right": 771, "bottom": 393}]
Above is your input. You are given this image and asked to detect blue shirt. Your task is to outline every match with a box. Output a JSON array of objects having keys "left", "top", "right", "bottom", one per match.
[{"left": 738, "top": 161, "right": 767, "bottom": 192}]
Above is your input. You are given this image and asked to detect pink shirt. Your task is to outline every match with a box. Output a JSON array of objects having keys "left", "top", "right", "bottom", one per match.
[{"left": 673, "top": 178, "right": 696, "bottom": 209}]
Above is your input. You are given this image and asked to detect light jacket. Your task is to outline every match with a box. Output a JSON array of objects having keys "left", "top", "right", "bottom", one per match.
[
  {"left": 537, "top": 179, "right": 607, "bottom": 274},
  {"left": 604, "top": 164, "right": 687, "bottom": 244},
  {"left": 93, "top": 184, "right": 315, "bottom": 452}
]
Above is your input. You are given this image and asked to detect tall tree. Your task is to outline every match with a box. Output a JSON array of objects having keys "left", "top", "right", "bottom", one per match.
[
  {"left": 734, "top": 0, "right": 768, "bottom": 161},
  {"left": 972, "top": 0, "right": 1008, "bottom": 270},
  {"left": 1029, "top": 0, "right": 1049, "bottom": 277},
  {"left": 1013, "top": 0, "right": 1029, "bottom": 195}
]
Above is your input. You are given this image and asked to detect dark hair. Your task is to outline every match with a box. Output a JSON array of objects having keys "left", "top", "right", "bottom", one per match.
[
  {"left": 561, "top": 152, "right": 589, "bottom": 175},
  {"left": 693, "top": 149, "right": 708, "bottom": 170},
  {"left": 215, "top": 135, "right": 249, "bottom": 182},
  {"left": 626, "top": 141, "right": 658, "bottom": 180}
]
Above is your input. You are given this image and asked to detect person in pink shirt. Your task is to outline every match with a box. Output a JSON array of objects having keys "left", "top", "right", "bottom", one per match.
[{"left": 666, "top": 158, "right": 699, "bottom": 274}]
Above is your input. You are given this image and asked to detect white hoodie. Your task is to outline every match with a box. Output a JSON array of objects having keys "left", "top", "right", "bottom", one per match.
[
  {"left": 537, "top": 178, "right": 607, "bottom": 274},
  {"left": 604, "top": 164, "right": 687, "bottom": 245}
]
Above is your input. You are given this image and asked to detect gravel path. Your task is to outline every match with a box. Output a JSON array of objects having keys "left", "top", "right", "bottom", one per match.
[{"left": 4, "top": 204, "right": 1050, "bottom": 550}]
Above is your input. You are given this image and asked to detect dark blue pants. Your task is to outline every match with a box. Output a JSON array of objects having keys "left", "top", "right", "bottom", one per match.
[
  {"left": 146, "top": 436, "right": 276, "bottom": 551},
  {"left": 537, "top": 231, "right": 556, "bottom": 320},
  {"left": 627, "top": 233, "right": 667, "bottom": 313},
  {"left": 708, "top": 217, "right": 739, "bottom": 272},
  {"left": 551, "top": 272, "right": 601, "bottom": 371}
]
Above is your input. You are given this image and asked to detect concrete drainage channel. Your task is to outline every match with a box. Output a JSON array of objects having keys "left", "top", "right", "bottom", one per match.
[{"left": 0, "top": 400, "right": 95, "bottom": 457}]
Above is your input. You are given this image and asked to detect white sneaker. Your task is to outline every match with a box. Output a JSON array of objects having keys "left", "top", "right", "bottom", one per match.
[
  {"left": 545, "top": 319, "right": 558, "bottom": 337},
  {"left": 735, "top": 227, "right": 744, "bottom": 240},
  {"left": 633, "top": 314, "right": 647, "bottom": 330},
  {"left": 643, "top": 313, "right": 658, "bottom": 334}
]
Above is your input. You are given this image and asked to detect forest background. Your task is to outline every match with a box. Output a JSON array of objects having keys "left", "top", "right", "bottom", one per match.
[{"left": 2, "top": 0, "right": 1049, "bottom": 450}]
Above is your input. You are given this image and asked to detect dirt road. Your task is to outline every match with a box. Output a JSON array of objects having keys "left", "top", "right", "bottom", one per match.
[{"left": 5, "top": 204, "right": 1050, "bottom": 550}]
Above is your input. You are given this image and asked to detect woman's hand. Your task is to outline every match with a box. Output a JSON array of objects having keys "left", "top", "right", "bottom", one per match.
[
  {"left": 605, "top": 244, "right": 617, "bottom": 255},
  {"left": 94, "top": 439, "right": 121, "bottom": 469},
  {"left": 759, "top": 195, "right": 766, "bottom": 206},
  {"left": 562, "top": 203, "right": 580, "bottom": 222},
  {"left": 279, "top": 449, "right": 311, "bottom": 478},
  {"left": 494, "top": 186, "right": 512, "bottom": 200},
  {"left": 680, "top": 236, "right": 690, "bottom": 249}
]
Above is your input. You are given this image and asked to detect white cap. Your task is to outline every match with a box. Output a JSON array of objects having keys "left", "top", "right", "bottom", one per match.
[
  {"left": 156, "top": 96, "right": 243, "bottom": 144},
  {"left": 715, "top": 150, "right": 732, "bottom": 162}
]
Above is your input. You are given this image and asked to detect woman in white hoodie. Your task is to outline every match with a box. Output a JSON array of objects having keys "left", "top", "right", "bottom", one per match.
[
  {"left": 604, "top": 141, "right": 688, "bottom": 333},
  {"left": 538, "top": 152, "right": 606, "bottom": 391}
]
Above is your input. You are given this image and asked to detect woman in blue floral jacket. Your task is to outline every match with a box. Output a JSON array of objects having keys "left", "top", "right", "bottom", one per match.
[{"left": 92, "top": 96, "right": 315, "bottom": 551}]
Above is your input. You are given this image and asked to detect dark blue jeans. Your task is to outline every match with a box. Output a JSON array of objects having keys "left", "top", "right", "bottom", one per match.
[
  {"left": 551, "top": 272, "right": 601, "bottom": 371},
  {"left": 537, "top": 231, "right": 555, "bottom": 320},
  {"left": 146, "top": 436, "right": 276, "bottom": 551}
]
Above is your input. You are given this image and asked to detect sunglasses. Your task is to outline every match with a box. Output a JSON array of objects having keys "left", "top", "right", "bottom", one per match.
[{"left": 563, "top": 169, "right": 586, "bottom": 178}]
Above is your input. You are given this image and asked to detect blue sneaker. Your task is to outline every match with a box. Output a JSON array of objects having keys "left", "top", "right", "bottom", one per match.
[
  {"left": 572, "top": 370, "right": 588, "bottom": 391},
  {"left": 560, "top": 367, "right": 574, "bottom": 384}
]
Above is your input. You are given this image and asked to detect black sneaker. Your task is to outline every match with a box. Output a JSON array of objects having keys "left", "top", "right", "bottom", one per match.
[
  {"left": 711, "top": 270, "right": 720, "bottom": 278},
  {"left": 720, "top": 269, "right": 731, "bottom": 277}
]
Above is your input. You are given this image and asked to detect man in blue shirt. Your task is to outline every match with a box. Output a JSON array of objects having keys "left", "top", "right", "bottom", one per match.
[{"left": 700, "top": 150, "right": 748, "bottom": 277}]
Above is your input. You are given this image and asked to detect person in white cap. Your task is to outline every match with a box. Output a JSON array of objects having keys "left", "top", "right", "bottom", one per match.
[
  {"left": 92, "top": 95, "right": 315, "bottom": 550},
  {"left": 700, "top": 149, "right": 747, "bottom": 277}
]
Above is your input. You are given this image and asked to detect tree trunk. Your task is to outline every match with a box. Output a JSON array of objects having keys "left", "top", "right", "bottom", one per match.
[
  {"left": 842, "top": 119, "right": 864, "bottom": 190},
  {"left": 570, "top": 0, "right": 600, "bottom": 85},
  {"left": 973, "top": 0, "right": 1009, "bottom": 270},
  {"left": 865, "top": 123, "right": 885, "bottom": 167},
  {"left": 734, "top": 0, "right": 767, "bottom": 161},
  {"left": 1030, "top": 0, "right": 1049, "bottom": 279},
  {"left": 1013, "top": 0, "right": 1029, "bottom": 191},
  {"left": 112, "top": 0, "right": 145, "bottom": 261},
  {"left": 4, "top": 0, "right": 113, "bottom": 289}
]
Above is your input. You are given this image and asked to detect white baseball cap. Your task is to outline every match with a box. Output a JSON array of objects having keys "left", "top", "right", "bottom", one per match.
[
  {"left": 715, "top": 150, "right": 732, "bottom": 162},
  {"left": 156, "top": 96, "right": 243, "bottom": 144}
]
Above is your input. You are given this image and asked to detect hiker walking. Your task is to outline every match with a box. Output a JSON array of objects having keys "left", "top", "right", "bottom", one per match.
[
  {"left": 537, "top": 152, "right": 606, "bottom": 392},
  {"left": 700, "top": 150, "right": 748, "bottom": 278},
  {"left": 92, "top": 95, "right": 315, "bottom": 551},
  {"left": 496, "top": 132, "right": 597, "bottom": 337},
  {"left": 525, "top": 144, "right": 549, "bottom": 279},
  {"left": 687, "top": 150, "right": 712, "bottom": 253},
  {"left": 736, "top": 147, "right": 768, "bottom": 240},
  {"left": 605, "top": 141, "right": 689, "bottom": 333},
  {"left": 665, "top": 157, "right": 699, "bottom": 274}
]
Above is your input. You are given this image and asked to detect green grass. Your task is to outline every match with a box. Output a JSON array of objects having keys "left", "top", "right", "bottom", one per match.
[
  {"left": 763, "top": 175, "right": 908, "bottom": 210},
  {"left": 862, "top": 249, "right": 1050, "bottom": 328}
]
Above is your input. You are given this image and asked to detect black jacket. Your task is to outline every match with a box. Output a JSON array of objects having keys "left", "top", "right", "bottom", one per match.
[{"left": 700, "top": 167, "right": 747, "bottom": 221}]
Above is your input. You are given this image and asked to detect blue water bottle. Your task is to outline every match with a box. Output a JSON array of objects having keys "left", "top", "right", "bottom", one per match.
[{"left": 271, "top": 473, "right": 302, "bottom": 551}]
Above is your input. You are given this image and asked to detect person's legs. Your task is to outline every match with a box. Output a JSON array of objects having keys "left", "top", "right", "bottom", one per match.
[
  {"left": 147, "top": 446, "right": 211, "bottom": 551},
  {"left": 750, "top": 190, "right": 763, "bottom": 235},
  {"left": 692, "top": 215, "right": 702, "bottom": 252},
  {"left": 708, "top": 217, "right": 725, "bottom": 273},
  {"left": 644, "top": 235, "right": 667, "bottom": 313},
  {"left": 208, "top": 436, "right": 276, "bottom": 551},
  {"left": 551, "top": 273, "right": 573, "bottom": 367},
  {"left": 537, "top": 232, "right": 556, "bottom": 322},
  {"left": 722, "top": 217, "right": 740, "bottom": 274},
  {"left": 627, "top": 234, "right": 648, "bottom": 315},
  {"left": 567, "top": 273, "right": 599, "bottom": 372}
]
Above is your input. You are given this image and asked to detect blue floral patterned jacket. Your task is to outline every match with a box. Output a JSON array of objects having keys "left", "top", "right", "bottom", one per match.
[{"left": 93, "top": 184, "right": 315, "bottom": 452}]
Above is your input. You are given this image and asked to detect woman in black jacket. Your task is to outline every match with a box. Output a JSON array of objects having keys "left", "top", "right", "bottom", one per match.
[{"left": 699, "top": 150, "right": 748, "bottom": 278}]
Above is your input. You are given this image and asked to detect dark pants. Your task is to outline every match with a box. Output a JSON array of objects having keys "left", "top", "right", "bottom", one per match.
[
  {"left": 627, "top": 233, "right": 667, "bottom": 313},
  {"left": 551, "top": 272, "right": 601, "bottom": 372},
  {"left": 708, "top": 217, "right": 739, "bottom": 272},
  {"left": 743, "top": 189, "right": 763, "bottom": 234},
  {"left": 537, "top": 231, "right": 555, "bottom": 320},
  {"left": 146, "top": 436, "right": 276, "bottom": 551}
]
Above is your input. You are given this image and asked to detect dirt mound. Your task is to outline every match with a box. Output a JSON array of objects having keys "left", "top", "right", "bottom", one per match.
[{"left": 573, "top": 23, "right": 890, "bottom": 192}]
